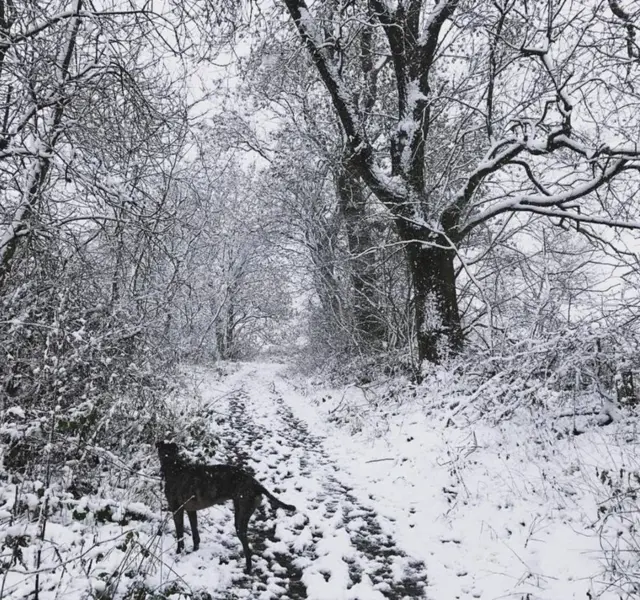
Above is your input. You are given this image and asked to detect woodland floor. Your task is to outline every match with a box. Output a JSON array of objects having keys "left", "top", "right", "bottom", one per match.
[{"left": 1, "top": 362, "right": 636, "bottom": 600}]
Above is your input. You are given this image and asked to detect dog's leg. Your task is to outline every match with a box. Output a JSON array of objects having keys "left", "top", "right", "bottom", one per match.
[
  {"left": 173, "top": 507, "right": 185, "bottom": 553},
  {"left": 232, "top": 498, "right": 246, "bottom": 571},
  {"left": 234, "top": 496, "right": 260, "bottom": 574},
  {"left": 187, "top": 510, "right": 200, "bottom": 551}
]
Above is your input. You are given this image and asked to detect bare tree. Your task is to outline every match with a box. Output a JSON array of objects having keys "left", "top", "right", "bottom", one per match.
[
  {"left": 271, "top": 0, "right": 640, "bottom": 363},
  {"left": 0, "top": 0, "right": 191, "bottom": 471},
  {"left": 0, "top": 0, "right": 187, "bottom": 290}
]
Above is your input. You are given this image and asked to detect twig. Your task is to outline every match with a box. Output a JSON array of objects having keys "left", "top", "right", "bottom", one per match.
[{"left": 34, "top": 405, "right": 57, "bottom": 599}]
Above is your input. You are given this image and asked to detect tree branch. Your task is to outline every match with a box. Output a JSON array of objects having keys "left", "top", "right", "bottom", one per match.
[
  {"left": 282, "top": 0, "right": 406, "bottom": 209},
  {"left": 463, "top": 159, "right": 637, "bottom": 233}
]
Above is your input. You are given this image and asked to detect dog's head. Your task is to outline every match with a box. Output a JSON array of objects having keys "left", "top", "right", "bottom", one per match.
[{"left": 156, "top": 440, "right": 180, "bottom": 463}]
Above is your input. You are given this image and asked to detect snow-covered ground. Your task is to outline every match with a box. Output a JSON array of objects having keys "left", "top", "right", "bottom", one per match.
[
  {"left": 0, "top": 361, "right": 637, "bottom": 599},
  {"left": 270, "top": 364, "right": 635, "bottom": 600}
]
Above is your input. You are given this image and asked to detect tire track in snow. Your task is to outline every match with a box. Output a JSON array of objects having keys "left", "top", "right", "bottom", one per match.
[{"left": 206, "top": 376, "right": 429, "bottom": 599}]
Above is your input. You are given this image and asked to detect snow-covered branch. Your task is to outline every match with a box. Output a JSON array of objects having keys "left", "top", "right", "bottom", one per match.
[
  {"left": 510, "top": 204, "right": 640, "bottom": 230},
  {"left": 463, "top": 158, "right": 638, "bottom": 233},
  {"left": 282, "top": 0, "right": 407, "bottom": 208},
  {"left": 10, "top": 8, "right": 154, "bottom": 44}
]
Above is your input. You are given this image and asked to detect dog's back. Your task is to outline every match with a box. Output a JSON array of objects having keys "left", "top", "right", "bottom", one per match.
[{"left": 165, "top": 463, "right": 258, "bottom": 511}]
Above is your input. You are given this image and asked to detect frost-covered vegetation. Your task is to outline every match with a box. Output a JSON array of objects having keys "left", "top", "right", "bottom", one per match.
[{"left": 2, "top": 1, "right": 640, "bottom": 599}]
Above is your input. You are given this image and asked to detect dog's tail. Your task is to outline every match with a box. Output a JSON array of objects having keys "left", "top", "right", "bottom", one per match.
[{"left": 259, "top": 485, "right": 296, "bottom": 512}]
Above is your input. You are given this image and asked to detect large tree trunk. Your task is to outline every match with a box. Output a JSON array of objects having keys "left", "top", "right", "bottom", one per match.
[
  {"left": 305, "top": 210, "right": 343, "bottom": 326},
  {"left": 336, "top": 170, "right": 385, "bottom": 348},
  {"left": 400, "top": 226, "right": 463, "bottom": 363}
]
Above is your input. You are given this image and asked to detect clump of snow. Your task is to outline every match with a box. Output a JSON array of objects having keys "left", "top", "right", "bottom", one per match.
[{"left": 6, "top": 406, "right": 25, "bottom": 419}]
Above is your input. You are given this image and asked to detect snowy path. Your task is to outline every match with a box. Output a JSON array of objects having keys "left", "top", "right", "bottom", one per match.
[
  {"left": 162, "top": 364, "right": 429, "bottom": 599},
  {"left": 158, "top": 362, "right": 624, "bottom": 600}
]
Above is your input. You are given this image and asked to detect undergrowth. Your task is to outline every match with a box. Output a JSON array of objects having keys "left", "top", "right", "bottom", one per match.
[{"left": 0, "top": 366, "right": 225, "bottom": 600}]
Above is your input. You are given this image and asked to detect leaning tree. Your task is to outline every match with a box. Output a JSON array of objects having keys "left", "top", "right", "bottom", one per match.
[{"left": 268, "top": 0, "right": 640, "bottom": 363}]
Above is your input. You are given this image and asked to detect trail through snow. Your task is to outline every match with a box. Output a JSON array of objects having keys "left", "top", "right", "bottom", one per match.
[
  {"left": 135, "top": 361, "right": 631, "bottom": 600},
  {"left": 159, "top": 363, "right": 429, "bottom": 599},
  {"left": 0, "top": 361, "right": 632, "bottom": 599}
]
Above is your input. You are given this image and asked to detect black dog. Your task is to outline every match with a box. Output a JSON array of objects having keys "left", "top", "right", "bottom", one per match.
[{"left": 156, "top": 441, "right": 296, "bottom": 573}]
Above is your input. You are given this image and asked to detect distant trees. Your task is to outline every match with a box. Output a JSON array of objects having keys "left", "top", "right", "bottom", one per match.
[
  {"left": 162, "top": 151, "right": 292, "bottom": 361},
  {"left": 271, "top": 0, "right": 640, "bottom": 363},
  {"left": 225, "top": 35, "right": 411, "bottom": 364}
]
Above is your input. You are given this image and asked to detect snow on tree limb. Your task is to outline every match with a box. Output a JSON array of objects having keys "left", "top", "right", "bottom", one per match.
[
  {"left": 463, "top": 158, "right": 639, "bottom": 233},
  {"left": 282, "top": 0, "right": 410, "bottom": 210}
]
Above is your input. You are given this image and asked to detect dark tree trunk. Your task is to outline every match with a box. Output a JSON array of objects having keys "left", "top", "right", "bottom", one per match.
[
  {"left": 308, "top": 233, "right": 342, "bottom": 322},
  {"left": 617, "top": 370, "right": 637, "bottom": 406},
  {"left": 336, "top": 170, "right": 385, "bottom": 347},
  {"left": 216, "top": 312, "right": 234, "bottom": 360},
  {"left": 305, "top": 210, "right": 343, "bottom": 325},
  {"left": 399, "top": 224, "right": 463, "bottom": 363}
]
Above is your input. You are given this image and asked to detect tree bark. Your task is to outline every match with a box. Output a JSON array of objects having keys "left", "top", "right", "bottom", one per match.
[
  {"left": 336, "top": 170, "right": 385, "bottom": 348},
  {"left": 398, "top": 222, "right": 463, "bottom": 363}
]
